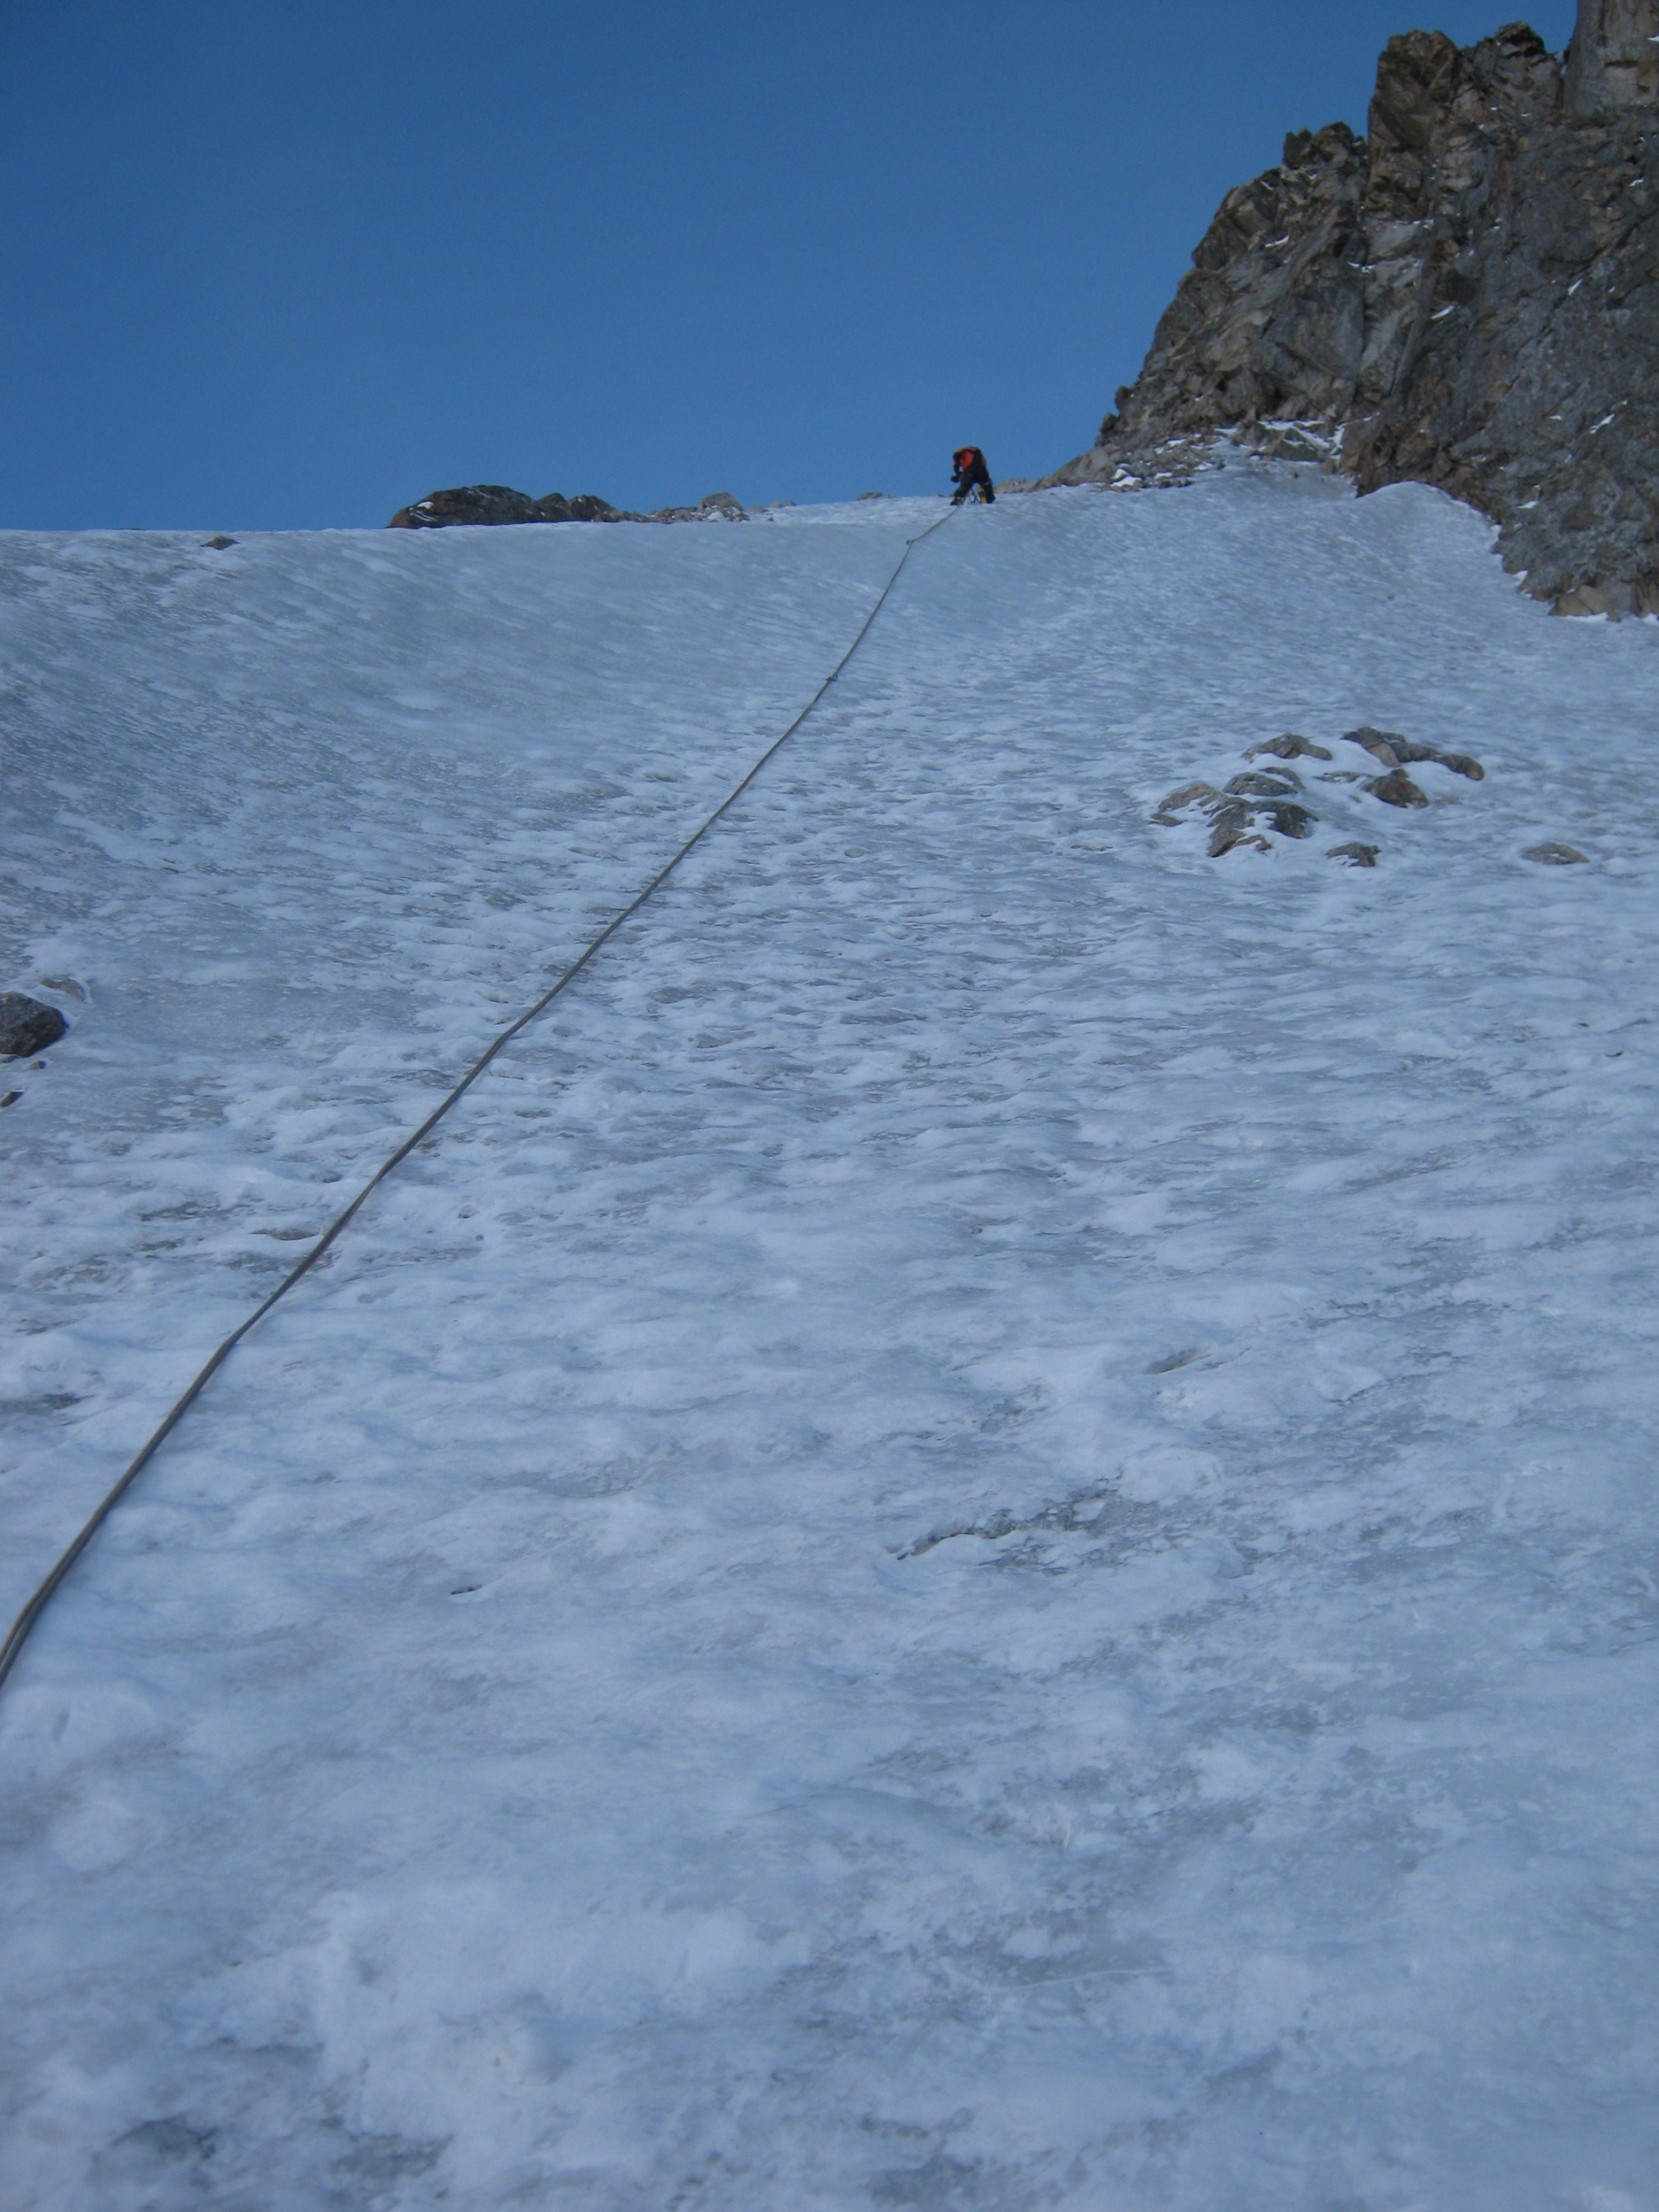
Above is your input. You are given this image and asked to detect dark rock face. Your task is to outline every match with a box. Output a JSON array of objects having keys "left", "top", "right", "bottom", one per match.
[
  {"left": 388, "top": 486, "right": 747, "bottom": 530},
  {"left": 0, "top": 994, "right": 68, "bottom": 1059},
  {"left": 1567, "top": 0, "right": 1659, "bottom": 112},
  {"left": 1052, "top": 4, "right": 1659, "bottom": 615},
  {"left": 389, "top": 486, "right": 636, "bottom": 529}
]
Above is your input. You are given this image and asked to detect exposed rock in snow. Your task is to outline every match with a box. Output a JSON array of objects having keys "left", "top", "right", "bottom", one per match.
[
  {"left": 1246, "top": 733, "right": 1334, "bottom": 764},
  {"left": 389, "top": 484, "right": 638, "bottom": 528},
  {"left": 1155, "top": 721, "right": 1486, "bottom": 859},
  {"left": 1050, "top": 3, "right": 1659, "bottom": 617},
  {"left": 0, "top": 994, "right": 67, "bottom": 1059},
  {"left": 389, "top": 485, "right": 748, "bottom": 528},
  {"left": 1366, "top": 766, "right": 1431, "bottom": 808},
  {"left": 1341, "top": 727, "right": 1487, "bottom": 782},
  {"left": 649, "top": 491, "right": 747, "bottom": 523}
]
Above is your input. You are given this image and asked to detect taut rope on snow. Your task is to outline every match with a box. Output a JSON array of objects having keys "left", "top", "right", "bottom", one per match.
[{"left": 0, "top": 508, "right": 955, "bottom": 1696}]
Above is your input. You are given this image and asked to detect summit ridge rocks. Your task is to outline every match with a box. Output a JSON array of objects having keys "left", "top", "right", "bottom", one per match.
[
  {"left": 389, "top": 486, "right": 749, "bottom": 529},
  {"left": 1051, "top": 3, "right": 1659, "bottom": 617}
]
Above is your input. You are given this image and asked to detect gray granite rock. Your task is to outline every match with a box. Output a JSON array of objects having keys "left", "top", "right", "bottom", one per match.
[{"left": 1048, "top": 4, "right": 1659, "bottom": 616}]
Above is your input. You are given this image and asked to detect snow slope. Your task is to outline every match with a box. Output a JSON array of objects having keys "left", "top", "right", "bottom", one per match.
[{"left": 2, "top": 473, "right": 1657, "bottom": 2210}]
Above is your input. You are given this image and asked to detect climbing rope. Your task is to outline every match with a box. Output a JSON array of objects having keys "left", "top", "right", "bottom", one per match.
[{"left": 0, "top": 507, "right": 954, "bottom": 1695}]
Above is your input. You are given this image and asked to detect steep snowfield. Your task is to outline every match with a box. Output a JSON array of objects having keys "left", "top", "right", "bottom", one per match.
[{"left": 2, "top": 474, "right": 1656, "bottom": 2210}]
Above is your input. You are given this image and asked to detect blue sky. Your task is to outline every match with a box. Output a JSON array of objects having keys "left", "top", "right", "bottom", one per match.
[{"left": 1, "top": 2, "right": 1576, "bottom": 528}]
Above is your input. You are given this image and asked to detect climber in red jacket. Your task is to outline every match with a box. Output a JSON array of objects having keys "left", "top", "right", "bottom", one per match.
[{"left": 951, "top": 447, "right": 995, "bottom": 505}]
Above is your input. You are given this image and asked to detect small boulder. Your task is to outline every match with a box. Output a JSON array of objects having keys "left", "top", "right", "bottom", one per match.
[
  {"left": 1154, "top": 782, "right": 1226, "bottom": 827},
  {"left": 1157, "top": 778, "right": 1316, "bottom": 849},
  {"left": 1212, "top": 826, "right": 1273, "bottom": 858},
  {"left": 1246, "top": 734, "right": 1333, "bottom": 763},
  {"left": 1345, "top": 727, "right": 1405, "bottom": 769},
  {"left": 1366, "top": 768, "right": 1431, "bottom": 809},
  {"left": 1328, "top": 842, "right": 1380, "bottom": 867},
  {"left": 1523, "top": 842, "right": 1589, "bottom": 865},
  {"left": 0, "top": 994, "right": 67, "bottom": 1059},
  {"left": 1401, "top": 741, "right": 1485, "bottom": 782},
  {"left": 1438, "top": 752, "right": 1485, "bottom": 782},
  {"left": 1227, "top": 769, "right": 1304, "bottom": 798},
  {"left": 1346, "top": 727, "right": 1485, "bottom": 782}
]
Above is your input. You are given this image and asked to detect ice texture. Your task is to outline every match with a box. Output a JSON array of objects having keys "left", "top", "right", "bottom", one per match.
[{"left": 2, "top": 473, "right": 1657, "bottom": 2208}]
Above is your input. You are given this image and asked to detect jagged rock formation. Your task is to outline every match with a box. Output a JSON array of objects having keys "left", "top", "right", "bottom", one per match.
[
  {"left": 1052, "top": 4, "right": 1659, "bottom": 616},
  {"left": 389, "top": 486, "right": 746, "bottom": 529},
  {"left": 390, "top": 486, "right": 636, "bottom": 528}
]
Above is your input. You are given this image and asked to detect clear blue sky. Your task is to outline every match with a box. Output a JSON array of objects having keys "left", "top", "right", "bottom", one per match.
[{"left": 1, "top": 2, "right": 1576, "bottom": 529}]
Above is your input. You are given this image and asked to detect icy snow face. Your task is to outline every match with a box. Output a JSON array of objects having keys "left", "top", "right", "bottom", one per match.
[{"left": 3, "top": 474, "right": 1658, "bottom": 2209}]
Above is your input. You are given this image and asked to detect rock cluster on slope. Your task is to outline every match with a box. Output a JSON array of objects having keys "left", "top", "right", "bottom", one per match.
[
  {"left": 1049, "top": 3, "right": 1659, "bottom": 616},
  {"left": 389, "top": 486, "right": 747, "bottom": 529},
  {"left": 1154, "top": 728, "right": 1487, "bottom": 861}
]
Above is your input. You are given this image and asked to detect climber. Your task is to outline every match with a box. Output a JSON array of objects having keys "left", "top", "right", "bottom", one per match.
[{"left": 951, "top": 447, "right": 995, "bottom": 505}]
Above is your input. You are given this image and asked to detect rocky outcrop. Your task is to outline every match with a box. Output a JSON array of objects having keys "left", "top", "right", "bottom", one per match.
[
  {"left": 648, "top": 492, "right": 746, "bottom": 524},
  {"left": 390, "top": 486, "right": 637, "bottom": 528},
  {"left": 389, "top": 486, "right": 747, "bottom": 529},
  {"left": 1154, "top": 728, "right": 1488, "bottom": 861},
  {"left": 1052, "top": 4, "right": 1659, "bottom": 616}
]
